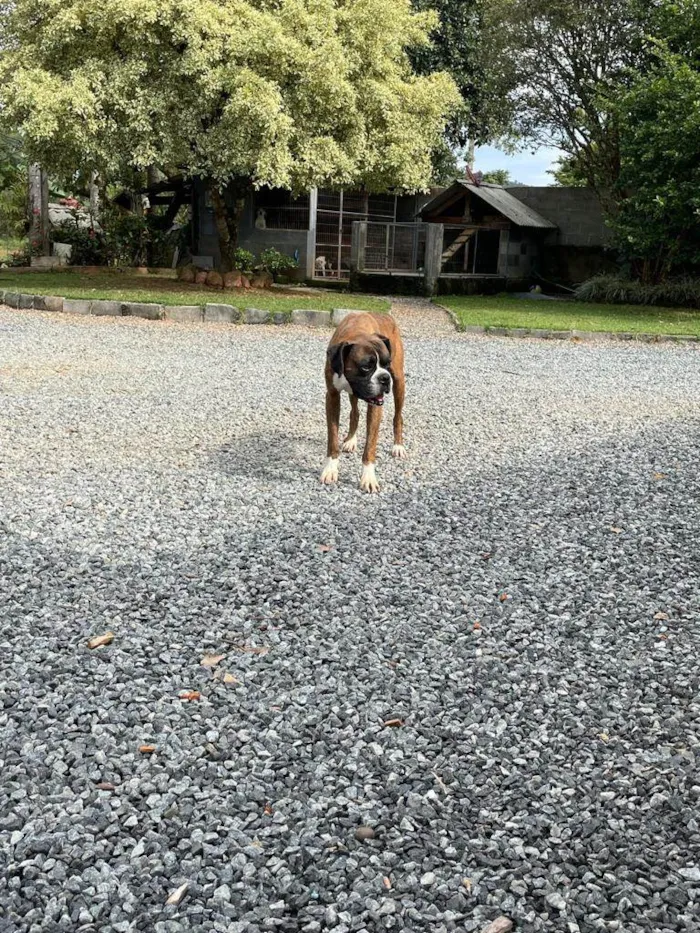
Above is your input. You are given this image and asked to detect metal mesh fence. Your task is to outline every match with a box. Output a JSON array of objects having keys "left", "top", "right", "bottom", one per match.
[{"left": 364, "top": 222, "right": 426, "bottom": 273}]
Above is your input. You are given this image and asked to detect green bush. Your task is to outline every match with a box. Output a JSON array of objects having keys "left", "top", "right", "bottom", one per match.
[
  {"left": 232, "top": 248, "right": 255, "bottom": 274},
  {"left": 575, "top": 274, "right": 700, "bottom": 309},
  {"left": 51, "top": 218, "right": 106, "bottom": 265},
  {"left": 258, "top": 247, "right": 298, "bottom": 280}
]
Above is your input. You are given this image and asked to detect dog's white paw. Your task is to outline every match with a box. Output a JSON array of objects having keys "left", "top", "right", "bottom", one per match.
[
  {"left": 359, "top": 463, "right": 380, "bottom": 493},
  {"left": 342, "top": 435, "right": 358, "bottom": 453},
  {"left": 320, "top": 457, "right": 339, "bottom": 485},
  {"left": 392, "top": 444, "right": 407, "bottom": 460}
]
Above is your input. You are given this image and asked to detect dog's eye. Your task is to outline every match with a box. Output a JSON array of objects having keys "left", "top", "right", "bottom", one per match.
[{"left": 361, "top": 360, "right": 374, "bottom": 372}]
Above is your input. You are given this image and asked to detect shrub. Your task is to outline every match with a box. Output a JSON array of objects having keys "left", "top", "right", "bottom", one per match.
[
  {"left": 232, "top": 248, "right": 255, "bottom": 274},
  {"left": 51, "top": 217, "right": 106, "bottom": 265},
  {"left": 575, "top": 274, "right": 700, "bottom": 309},
  {"left": 258, "top": 247, "right": 298, "bottom": 281}
]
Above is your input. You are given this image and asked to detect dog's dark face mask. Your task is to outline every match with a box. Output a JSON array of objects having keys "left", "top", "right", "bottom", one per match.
[{"left": 328, "top": 335, "right": 392, "bottom": 405}]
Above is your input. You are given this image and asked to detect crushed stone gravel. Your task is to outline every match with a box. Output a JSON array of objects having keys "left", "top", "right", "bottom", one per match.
[{"left": 0, "top": 305, "right": 699, "bottom": 933}]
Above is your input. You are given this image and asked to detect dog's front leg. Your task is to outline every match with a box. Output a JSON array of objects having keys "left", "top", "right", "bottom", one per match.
[
  {"left": 320, "top": 388, "right": 341, "bottom": 484},
  {"left": 360, "top": 404, "right": 383, "bottom": 493}
]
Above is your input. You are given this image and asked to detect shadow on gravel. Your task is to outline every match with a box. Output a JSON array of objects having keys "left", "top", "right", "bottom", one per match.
[{"left": 211, "top": 431, "right": 319, "bottom": 480}]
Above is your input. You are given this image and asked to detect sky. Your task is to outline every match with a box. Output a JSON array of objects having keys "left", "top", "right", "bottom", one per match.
[{"left": 474, "top": 144, "right": 563, "bottom": 186}]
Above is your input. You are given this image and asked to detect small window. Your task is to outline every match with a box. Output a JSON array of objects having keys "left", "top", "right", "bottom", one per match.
[{"left": 254, "top": 188, "right": 310, "bottom": 230}]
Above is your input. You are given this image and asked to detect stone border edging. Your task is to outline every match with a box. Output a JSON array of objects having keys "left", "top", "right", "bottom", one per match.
[
  {"left": 434, "top": 301, "right": 699, "bottom": 345},
  {"left": 0, "top": 290, "right": 366, "bottom": 329}
]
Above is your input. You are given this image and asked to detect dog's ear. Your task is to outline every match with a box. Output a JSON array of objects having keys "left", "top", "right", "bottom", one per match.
[
  {"left": 328, "top": 341, "right": 350, "bottom": 376},
  {"left": 377, "top": 335, "right": 391, "bottom": 359}
]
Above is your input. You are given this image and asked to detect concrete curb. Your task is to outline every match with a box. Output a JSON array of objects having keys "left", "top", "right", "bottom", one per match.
[
  {"left": 0, "top": 290, "right": 371, "bottom": 330},
  {"left": 432, "top": 302, "right": 700, "bottom": 345}
]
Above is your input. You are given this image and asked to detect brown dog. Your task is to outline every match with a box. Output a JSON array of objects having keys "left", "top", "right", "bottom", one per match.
[{"left": 321, "top": 312, "right": 406, "bottom": 492}]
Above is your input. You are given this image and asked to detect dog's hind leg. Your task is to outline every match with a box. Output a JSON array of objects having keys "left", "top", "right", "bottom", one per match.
[{"left": 342, "top": 395, "right": 360, "bottom": 453}]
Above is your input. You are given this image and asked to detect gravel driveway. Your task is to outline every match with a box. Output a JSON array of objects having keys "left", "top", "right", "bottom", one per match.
[{"left": 1, "top": 306, "right": 699, "bottom": 933}]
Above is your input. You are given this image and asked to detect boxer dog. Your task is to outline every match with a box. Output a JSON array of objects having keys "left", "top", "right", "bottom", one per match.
[{"left": 321, "top": 312, "right": 406, "bottom": 493}]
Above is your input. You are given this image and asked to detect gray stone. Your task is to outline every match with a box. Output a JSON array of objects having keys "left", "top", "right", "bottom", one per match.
[
  {"left": 3, "top": 292, "right": 20, "bottom": 308},
  {"left": 461, "top": 324, "right": 486, "bottom": 335},
  {"left": 530, "top": 329, "right": 552, "bottom": 339},
  {"left": 548, "top": 329, "right": 571, "bottom": 340},
  {"left": 291, "top": 309, "right": 332, "bottom": 327},
  {"left": 508, "top": 328, "right": 531, "bottom": 338},
  {"left": 18, "top": 293, "right": 35, "bottom": 309},
  {"left": 485, "top": 326, "right": 508, "bottom": 337},
  {"left": 331, "top": 308, "right": 359, "bottom": 327},
  {"left": 679, "top": 866, "right": 700, "bottom": 883},
  {"left": 244, "top": 308, "right": 271, "bottom": 325},
  {"left": 40, "top": 296, "right": 64, "bottom": 313},
  {"left": 163, "top": 305, "right": 203, "bottom": 324},
  {"left": 272, "top": 312, "right": 288, "bottom": 326},
  {"left": 63, "top": 298, "right": 92, "bottom": 316},
  {"left": 204, "top": 304, "right": 241, "bottom": 324},
  {"left": 90, "top": 300, "right": 123, "bottom": 317},
  {"left": 122, "top": 302, "right": 165, "bottom": 320}
]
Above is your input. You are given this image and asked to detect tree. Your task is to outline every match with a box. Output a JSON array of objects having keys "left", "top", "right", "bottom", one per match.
[
  {"left": 480, "top": 0, "right": 654, "bottom": 195},
  {"left": 410, "top": 0, "right": 514, "bottom": 157},
  {"left": 611, "top": 47, "right": 700, "bottom": 281},
  {"left": 0, "top": 0, "right": 459, "bottom": 269},
  {"left": 480, "top": 169, "right": 523, "bottom": 186}
]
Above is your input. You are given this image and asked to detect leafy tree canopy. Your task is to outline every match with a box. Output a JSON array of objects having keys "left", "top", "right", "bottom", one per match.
[{"left": 0, "top": 0, "right": 459, "bottom": 197}]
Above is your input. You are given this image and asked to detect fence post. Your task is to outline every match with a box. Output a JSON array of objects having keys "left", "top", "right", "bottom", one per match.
[
  {"left": 306, "top": 187, "right": 318, "bottom": 278},
  {"left": 350, "top": 220, "right": 367, "bottom": 273},
  {"left": 424, "top": 223, "right": 444, "bottom": 295}
]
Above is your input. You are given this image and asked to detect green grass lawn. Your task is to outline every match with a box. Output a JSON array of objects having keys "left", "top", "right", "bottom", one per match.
[
  {"left": 439, "top": 294, "right": 700, "bottom": 337},
  {"left": 0, "top": 269, "right": 389, "bottom": 313}
]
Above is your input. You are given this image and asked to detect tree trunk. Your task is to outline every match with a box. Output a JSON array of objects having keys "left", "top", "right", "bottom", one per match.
[
  {"left": 89, "top": 170, "right": 100, "bottom": 219},
  {"left": 208, "top": 180, "right": 249, "bottom": 272},
  {"left": 28, "top": 163, "right": 50, "bottom": 256}
]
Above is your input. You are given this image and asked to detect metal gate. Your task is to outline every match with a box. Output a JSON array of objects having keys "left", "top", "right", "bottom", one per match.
[{"left": 313, "top": 191, "right": 398, "bottom": 280}]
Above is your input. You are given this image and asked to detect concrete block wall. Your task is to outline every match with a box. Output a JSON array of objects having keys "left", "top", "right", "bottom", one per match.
[{"left": 507, "top": 187, "right": 612, "bottom": 247}]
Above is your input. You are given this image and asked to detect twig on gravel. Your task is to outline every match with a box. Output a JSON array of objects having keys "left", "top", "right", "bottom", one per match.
[{"left": 432, "top": 770, "right": 451, "bottom": 795}]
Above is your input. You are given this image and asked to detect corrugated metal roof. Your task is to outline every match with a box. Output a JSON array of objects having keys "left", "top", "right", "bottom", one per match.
[{"left": 420, "top": 181, "right": 557, "bottom": 229}]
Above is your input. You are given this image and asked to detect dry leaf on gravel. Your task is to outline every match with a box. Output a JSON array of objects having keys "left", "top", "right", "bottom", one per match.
[
  {"left": 654, "top": 611, "right": 669, "bottom": 621},
  {"left": 234, "top": 645, "right": 270, "bottom": 655},
  {"left": 96, "top": 781, "right": 116, "bottom": 791},
  {"left": 382, "top": 718, "right": 404, "bottom": 728},
  {"left": 139, "top": 744, "right": 156, "bottom": 754},
  {"left": 383, "top": 876, "right": 392, "bottom": 889},
  {"left": 87, "top": 631, "right": 114, "bottom": 649},
  {"left": 179, "top": 690, "right": 201, "bottom": 701},
  {"left": 499, "top": 593, "right": 509, "bottom": 603},
  {"left": 222, "top": 673, "right": 241, "bottom": 685},
  {"left": 653, "top": 472, "right": 668, "bottom": 480},
  {"left": 201, "top": 654, "right": 225, "bottom": 667},
  {"left": 318, "top": 544, "right": 333, "bottom": 553},
  {"left": 165, "top": 882, "right": 189, "bottom": 906},
  {"left": 610, "top": 527, "right": 623, "bottom": 534}
]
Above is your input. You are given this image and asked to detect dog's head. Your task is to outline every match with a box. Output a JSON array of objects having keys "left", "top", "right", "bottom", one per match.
[{"left": 328, "top": 334, "right": 392, "bottom": 406}]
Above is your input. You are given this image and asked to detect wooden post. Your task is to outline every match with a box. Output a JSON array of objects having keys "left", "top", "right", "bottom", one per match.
[
  {"left": 350, "top": 221, "right": 367, "bottom": 273},
  {"left": 424, "top": 223, "right": 444, "bottom": 295},
  {"left": 306, "top": 187, "right": 318, "bottom": 279},
  {"left": 28, "top": 163, "right": 50, "bottom": 256}
]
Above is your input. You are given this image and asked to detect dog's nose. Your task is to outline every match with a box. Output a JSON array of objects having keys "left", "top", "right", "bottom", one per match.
[{"left": 379, "top": 373, "right": 391, "bottom": 391}]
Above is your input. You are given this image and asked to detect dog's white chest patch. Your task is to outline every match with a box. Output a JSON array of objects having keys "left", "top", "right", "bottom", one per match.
[{"left": 332, "top": 373, "right": 352, "bottom": 393}]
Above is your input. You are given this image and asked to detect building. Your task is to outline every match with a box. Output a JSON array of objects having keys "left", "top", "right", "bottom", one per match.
[{"left": 190, "top": 179, "right": 614, "bottom": 292}]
